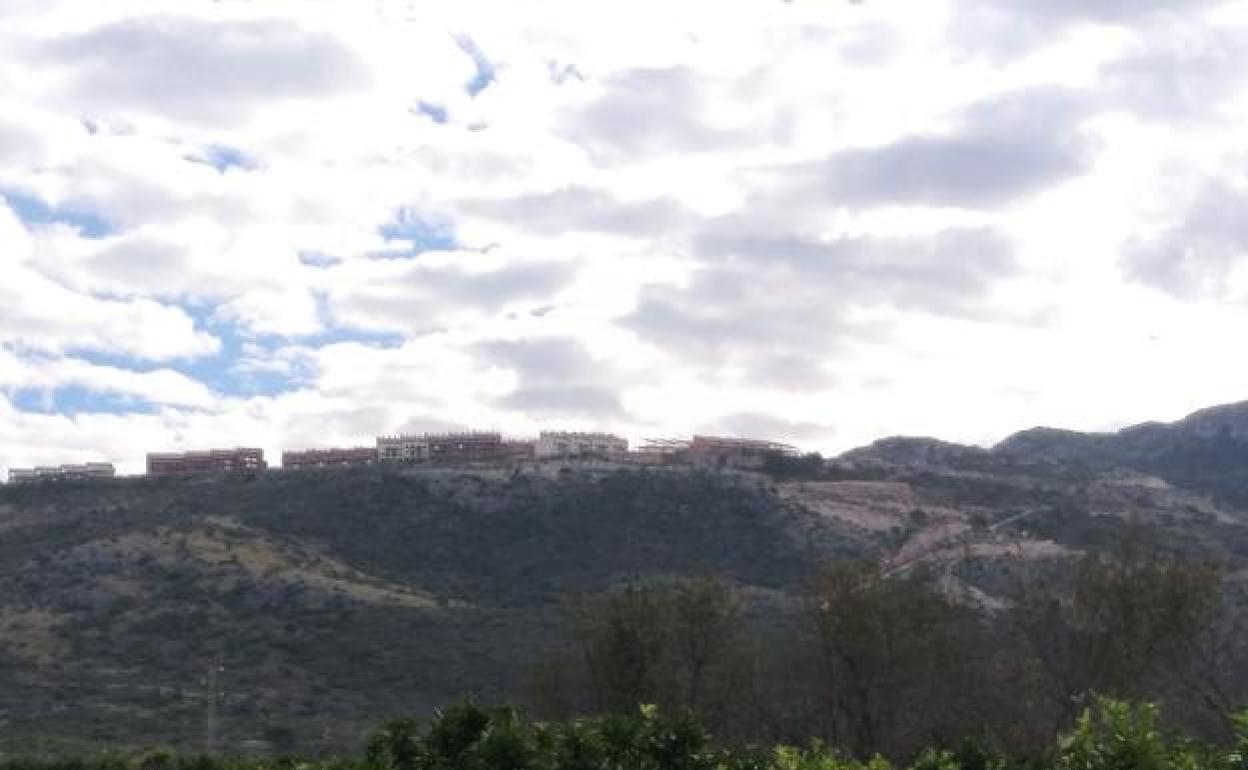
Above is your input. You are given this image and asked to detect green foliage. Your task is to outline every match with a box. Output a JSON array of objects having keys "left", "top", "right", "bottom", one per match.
[
  {"left": 1055, "top": 698, "right": 1203, "bottom": 770},
  {"left": 16, "top": 698, "right": 1248, "bottom": 770},
  {"left": 770, "top": 742, "right": 892, "bottom": 770},
  {"left": 364, "top": 700, "right": 723, "bottom": 770}
]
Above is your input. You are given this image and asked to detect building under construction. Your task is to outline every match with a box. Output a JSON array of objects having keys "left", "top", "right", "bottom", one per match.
[
  {"left": 536, "top": 431, "right": 628, "bottom": 458},
  {"left": 690, "top": 435, "right": 796, "bottom": 468},
  {"left": 7, "top": 462, "right": 115, "bottom": 484},
  {"left": 377, "top": 431, "right": 511, "bottom": 464},
  {"left": 281, "top": 447, "right": 377, "bottom": 470},
  {"left": 638, "top": 435, "right": 796, "bottom": 468},
  {"left": 146, "top": 448, "right": 267, "bottom": 476}
]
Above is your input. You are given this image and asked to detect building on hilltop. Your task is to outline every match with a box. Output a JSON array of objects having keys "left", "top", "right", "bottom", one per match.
[
  {"left": 146, "top": 448, "right": 266, "bottom": 476},
  {"left": 502, "top": 438, "right": 537, "bottom": 461},
  {"left": 7, "top": 462, "right": 116, "bottom": 484},
  {"left": 281, "top": 447, "right": 377, "bottom": 470},
  {"left": 687, "top": 435, "right": 797, "bottom": 469},
  {"left": 376, "top": 434, "right": 429, "bottom": 463},
  {"left": 377, "top": 431, "right": 508, "bottom": 464},
  {"left": 635, "top": 435, "right": 797, "bottom": 468},
  {"left": 536, "top": 431, "right": 628, "bottom": 458},
  {"left": 636, "top": 437, "right": 691, "bottom": 463}
]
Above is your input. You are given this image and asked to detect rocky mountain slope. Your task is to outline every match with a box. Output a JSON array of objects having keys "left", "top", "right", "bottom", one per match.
[{"left": 3, "top": 400, "right": 1248, "bottom": 754}]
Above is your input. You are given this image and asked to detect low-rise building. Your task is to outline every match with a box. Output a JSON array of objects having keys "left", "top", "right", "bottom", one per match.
[
  {"left": 536, "top": 431, "right": 628, "bottom": 458},
  {"left": 377, "top": 431, "right": 508, "bottom": 464},
  {"left": 377, "top": 435, "right": 430, "bottom": 463},
  {"left": 7, "top": 462, "right": 116, "bottom": 483},
  {"left": 146, "top": 448, "right": 266, "bottom": 476},
  {"left": 636, "top": 438, "right": 691, "bottom": 463},
  {"left": 282, "top": 447, "right": 377, "bottom": 470},
  {"left": 502, "top": 439, "right": 537, "bottom": 461},
  {"left": 687, "top": 435, "right": 796, "bottom": 469}
]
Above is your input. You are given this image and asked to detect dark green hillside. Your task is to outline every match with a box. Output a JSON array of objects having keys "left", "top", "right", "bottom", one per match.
[{"left": 0, "top": 465, "right": 865, "bottom": 754}]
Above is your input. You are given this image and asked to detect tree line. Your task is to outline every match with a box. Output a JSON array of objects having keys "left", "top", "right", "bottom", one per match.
[{"left": 526, "top": 524, "right": 1244, "bottom": 761}]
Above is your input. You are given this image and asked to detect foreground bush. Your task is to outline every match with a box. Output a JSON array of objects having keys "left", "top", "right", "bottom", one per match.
[{"left": 8, "top": 697, "right": 1248, "bottom": 770}]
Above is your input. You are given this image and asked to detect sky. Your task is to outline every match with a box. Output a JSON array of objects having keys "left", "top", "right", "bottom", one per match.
[{"left": 3, "top": 0, "right": 1248, "bottom": 475}]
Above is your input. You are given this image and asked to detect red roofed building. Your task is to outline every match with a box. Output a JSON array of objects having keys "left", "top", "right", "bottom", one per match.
[
  {"left": 146, "top": 448, "right": 266, "bottom": 476},
  {"left": 282, "top": 447, "right": 377, "bottom": 470}
]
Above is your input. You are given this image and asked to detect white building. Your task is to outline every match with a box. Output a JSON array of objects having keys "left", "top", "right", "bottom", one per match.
[
  {"left": 8, "top": 463, "right": 116, "bottom": 483},
  {"left": 535, "top": 431, "right": 628, "bottom": 459},
  {"left": 376, "top": 435, "right": 430, "bottom": 463}
]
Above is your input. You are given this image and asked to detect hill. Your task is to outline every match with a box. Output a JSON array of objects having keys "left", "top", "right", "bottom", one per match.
[
  {"left": 5, "top": 400, "right": 1248, "bottom": 753},
  {"left": 0, "top": 465, "right": 868, "bottom": 754},
  {"left": 993, "top": 401, "right": 1248, "bottom": 507}
]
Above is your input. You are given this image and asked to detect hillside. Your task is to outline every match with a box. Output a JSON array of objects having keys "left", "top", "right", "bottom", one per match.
[
  {"left": 0, "top": 465, "right": 870, "bottom": 754},
  {"left": 992, "top": 401, "right": 1248, "bottom": 507},
  {"left": 5, "top": 401, "right": 1248, "bottom": 753}
]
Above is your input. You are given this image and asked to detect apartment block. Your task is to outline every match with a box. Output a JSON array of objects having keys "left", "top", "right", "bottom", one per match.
[
  {"left": 687, "top": 435, "right": 796, "bottom": 468},
  {"left": 146, "top": 448, "right": 266, "bottom": 475},
  {"left": 282, "top": 447, "right": 377, "bottom": 470},
  {"left": 535, "top": 431, "right": 628, "bottom": 458},
  {"left": 7, "top": 462, "right": 116, "bottom": 484},
  {"left": 377, "top": 431, "right": 509, "bottom": 464}
]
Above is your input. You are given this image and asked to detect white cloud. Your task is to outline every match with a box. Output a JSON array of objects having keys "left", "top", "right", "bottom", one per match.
[
  {"left": 0, "top": 205, "right": 220, "bottom": 360},
  {"left": 0, "top": 349, "right": 217, "bottom": 409},
  {"left": 5, "top": 0, "right": 1248, "bottom": 479}
]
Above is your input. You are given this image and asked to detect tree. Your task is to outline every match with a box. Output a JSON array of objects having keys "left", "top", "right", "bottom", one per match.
[
  {"left": 669, "top": 576, "right": 743, "bottom": 712},
  {"left": 805, "top": 562, "right": 983, "bottom": 758},
  {"left": 558, "top": 576, "right": 750, "bottom": 726},
  {"left": 573, "top": 582, "right": 670, "bottom": 714},
  {"left": 1012, "top": 524, "right": 1222, "bottom": 724}
]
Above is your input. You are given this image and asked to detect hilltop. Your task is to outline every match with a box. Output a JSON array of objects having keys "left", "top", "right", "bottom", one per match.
[{"left": 3, "top": 400, "right": 1248, "bottom": 753}]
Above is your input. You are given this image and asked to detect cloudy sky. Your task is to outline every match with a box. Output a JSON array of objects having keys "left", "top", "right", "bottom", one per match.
[{"left": 3, "top": 0, "right": 1248, "bottom": 475}]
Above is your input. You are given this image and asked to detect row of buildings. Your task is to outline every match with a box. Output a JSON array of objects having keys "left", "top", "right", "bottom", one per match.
[
  {"left": 6, "top": 463, "right": 117, "bottom": 484},
  {"left": 6, "top": 431, "right": 797, "bottom": 483}
]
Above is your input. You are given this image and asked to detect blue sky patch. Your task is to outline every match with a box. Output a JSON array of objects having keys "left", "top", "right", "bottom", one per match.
[
  {"left": 71, "top": 303, "right": 402, "bottom": 404},
  {"left": 185, "top": 144, "right": 256, "bottom": 172},
  {"left": 1, "top": 189, "right": 112, "bottom": 238},
  {"left": 417, "top": 101, "right": 449, "bottom": 124},
  {"left": 377, "top": 208, "right": 458, "bottom": 256},
  {"left": 298, "top": 250, "right": 341, "bottom": 267},
  {"left": 455, "top": 35, "right": 496, "bottom": 96},
  {"left": 10, "top": 384, "right": 158, "bottom": 417}
]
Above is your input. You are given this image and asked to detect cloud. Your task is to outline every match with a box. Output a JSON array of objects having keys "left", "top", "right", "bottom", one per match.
[
  {"left": 1121, "top": 180, "right": 1248, "bottom": 299},
  {"left": 0, "top": 118, "right": 43, "bottom": 166},
  {"left": 772, "top": 88, "right": 1095, "bottom": 209},
  {"left": 0, "top": 203, "right": 219, "bottom": 360},
  {"left": 1100, "top": 27, "right": 1248, "bottom": 122},
  {"left": 4, "top": 0, "right": 1248, "bottom": 473},
  {"left": 624, "top": 225, "right": 1016, "bottom": 382},
  {"left": 459, "top": 186, "right": 689, "bottom": 237},
  {"left": 693, "top": 225, "right": 1017, "bottom": 315},
  {"left": 476, "top": 337, "right": 627, "bottom": 419},
  {"left": 0, "top": 350, "right": 217, "bottom": 409},
  {"left": 499, "top": 384, "right": 624, "bottom": 417},
  {"left": 700, "top": 412, "right": 835, "bottom": 443},
  {"left": 560, "top": 67, "right": 753, "bottom": 164},
  {"left": 41, "top": 15, "right": 369, "bottom": 124},
  {"left": 948, "top": 0, "right": 1222, "bottom": 59},
  {"left": 326, "top": 257, "right": 574, "bottom": 333}
]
